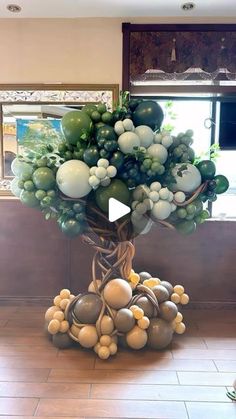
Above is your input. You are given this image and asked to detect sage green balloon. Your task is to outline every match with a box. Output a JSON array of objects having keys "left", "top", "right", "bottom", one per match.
[
  {"left": 139, "top": 272, "right": 152, "bottom": 283},
  {"left": 147, "top": 318, "right": 173, "bottom": 349},
  {"left": 20, "top": 190, "right": 39, "bottom": 208},
  {"left": 136, "top": 296, "right": 154, "bottom": 318},
  {"left": 159, "top": 301, "right": 178, "bottom": 322},
  {"left": 53, "top": 332, "right": 73, "bottom": 349},
  {"left": 114, "top": 308, "right": 135, "bottom": 333},
  {"left": 10, "top": 177, "right": 22, "bottom": 198},
  {"left": 161, "top": 281, "right": 174, "bottom": 296},
  {"left": 73, "top": 293, "right": 102, "bottom": 324},
  {"left": 152, "top": 285, "right": 169, "bottom": 303}
]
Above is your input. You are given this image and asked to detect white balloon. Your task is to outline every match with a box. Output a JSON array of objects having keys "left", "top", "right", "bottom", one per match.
[
  {"left": 154, "top": 133, "right": 162, "bottom": 144},
  {"left": 123, "top": 118, "right": 134, "bottom": 131},
  {"left": 151, "top": 200, "right": 172, "bottom": 220},
  {"left": 150, "top": 182, "right": 162, "bottom": 192},
  {"left": 114, "top": 121, "right": 125, "bottom": 136},
  {"left": 118, "top": 132, "right": 140, "bottom": 154},
  {"left": 159, "top": 188, "right": 170, "bottom": 200},
  {"left": 147, "top": 144, "right": 168, "bottom": 164},
  {"left": 174, "top": 191, "right": 186, "bottom": 203},
  {"left": 11, "top": 158, "right": 33, "bottom": 180},
  {"left": 134, "top": 125, "right": 154, "bottom": 148},
  {"left": 56, "top": 160, "right": 92, "bottom": 198},
  {"left": 161, "top": 135, "right": 173, "bottom": 149},
  {"left": 172, "top": 164, "right": 201, "bottom": 193},
  {"left": 10, "top": 177, "right": 22, "bottom": 198}
]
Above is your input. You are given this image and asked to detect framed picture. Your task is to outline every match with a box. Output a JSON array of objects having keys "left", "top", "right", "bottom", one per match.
[{"left": 0, "top": 84, "right": 119, "bottom": 195}]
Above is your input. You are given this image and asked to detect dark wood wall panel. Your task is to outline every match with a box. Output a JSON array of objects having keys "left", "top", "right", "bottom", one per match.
[{"left": 0, "top": 200, "right": 235, "bottom": 305}]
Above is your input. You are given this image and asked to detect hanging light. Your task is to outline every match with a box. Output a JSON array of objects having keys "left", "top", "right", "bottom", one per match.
[
  {"left": 181, "top": 2, "right": 195, "bottom": 11},
  {"left": 7, "top": 4, "right": 22, "bottom": 13}
]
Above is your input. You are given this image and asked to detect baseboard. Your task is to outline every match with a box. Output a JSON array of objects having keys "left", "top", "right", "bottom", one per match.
[{"left": 0, "top": 296, "right": 236, "bottom": 309}]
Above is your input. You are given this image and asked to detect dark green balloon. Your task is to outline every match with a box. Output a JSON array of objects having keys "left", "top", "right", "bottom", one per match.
[
  {"left": 95, "top": 179, "right": 130, "bottom": 213},
  {"left": 83, "top": 146, "right": 100, "bottom": 166},
  {"left": 20, "top": 190, "right": 39, "bottom": 208},
  {"left": 197, "top": 160, "right": 216, "bottom": 180},
  {"left": 147, "top": 318, "right": 173, "bottom": 349},
  {"left": 61, "top": 110, "right": 93, "bottom": 145},
  {"left": 176, "top": 220, "right": 197, "bottom": 235},
  {"left": 110, "top": 151, "right": 125, "bottom": 170},
  {"left": 53, "top": 332, "right": 73, "bottom": 349},
  {"left": 95, "top": 124, "right": 117, "bottom": 142},
  {"left": 214, "top": 175, "right": 229, "bottom": 194},
  {"left": 60, "top": 219, "right": 82, "bottom": 237},
  {"left": 133, "top": 101, "right": 164, "bottom": 130}
]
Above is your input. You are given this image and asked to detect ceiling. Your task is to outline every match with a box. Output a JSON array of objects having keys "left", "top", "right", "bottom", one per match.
[{"left": 0, "top": 0, "right": 236, "bottom": 18}]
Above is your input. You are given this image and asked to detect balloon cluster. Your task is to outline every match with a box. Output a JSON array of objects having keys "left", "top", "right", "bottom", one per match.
[
  {"left": 44, "top": 271, "right": 189, "bottom": 358},
  {"left": 11, "top": 97, "right": 229, "bottom": 238}
]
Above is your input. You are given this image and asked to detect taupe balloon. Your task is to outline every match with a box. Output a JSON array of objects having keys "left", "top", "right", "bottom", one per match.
[
  {"left": 136, "top": 296, "right": 154, "bottom": 318},
  {"left": 53, "top": 332, "right": 73, "bottom": 349},
  {"left": 114, "top": 308, "right": 135, "bottom": 333},
  {"left": 147, "top": 318, "right": 173, "bottom": 349},
  {"left": 160, "top": 301, "right": 178, "bottom": 322},
  {"left": 73, "top": 293, "right": 102, "bottom": 324},
  {"left": 161, "top": 281, "right": 174, "bottom": 295},
  {"left": 139, "top": 271, "right": 152, "bottom": 283},
  {"left": 152, "top": 285, "right": 169, "bottom": 303}
]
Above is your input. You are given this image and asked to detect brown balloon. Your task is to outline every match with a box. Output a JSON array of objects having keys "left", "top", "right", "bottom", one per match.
[
  {"left": 161, "top": 281, "right": 174, "bottom": 295},
  {"left": 136, "top": 296, "right": 154, "bottom": 318},
  {"left": 114, "top": 308, "right": 135, "bottom": 333},
  {"left": 152, "top": 285, "right": 169, "bottom": 303}
]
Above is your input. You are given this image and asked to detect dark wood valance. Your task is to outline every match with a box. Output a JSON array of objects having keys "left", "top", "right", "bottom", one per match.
[{"left": 122, "top": 24, "right": 236, "bottom": 91}]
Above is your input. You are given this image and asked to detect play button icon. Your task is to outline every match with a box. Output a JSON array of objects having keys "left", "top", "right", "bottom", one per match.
[{"left": 108, "top": 198, "right": 131, "bottom": 222}]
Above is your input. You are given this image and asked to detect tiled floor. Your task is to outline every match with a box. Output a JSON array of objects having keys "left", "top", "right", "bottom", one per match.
[{"left": 0, "top": 305, "right": 235, "bottom": 419}]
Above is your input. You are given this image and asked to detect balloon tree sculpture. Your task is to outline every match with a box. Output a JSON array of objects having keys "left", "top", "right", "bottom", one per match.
[{"left": 11, "top": 95, "right": 229, "bottom": 359}]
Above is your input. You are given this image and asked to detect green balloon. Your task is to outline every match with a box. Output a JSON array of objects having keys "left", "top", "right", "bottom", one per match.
[
  {"left": 133, "top": 101, "right": 164, "bottom": 130},
  {"left": 95, "top": 124, "right": 117, "bottom": 142},
  {"left": 11, "top": 158, "right": 33, "bottom": 181},
  {"left": 20, "top": 190, "right": 39, "bottom": 208},
  {"left": 147, "top": 318, "right": 173, "bottom": 349},
  {"left": 214, "top": 175, "right": 229, "bottom": 194},
  {"left": 73, "top": 293, "right": 103, "bottom": 324},
  {"left": 33, "top": 167, "right": 56, "bottom": 191},
  {"left": 61, "top": 110, "right": 93, "bottom": 145},
  {"left": 197, "top": 160, "right": 216, "bottom": 180},
  {"left": 60, "top": 219, "right": 82, "bottom": 237},
  {"left": 176, "top": 220, "right": 197, "bottom": 235},
  {"left": 110, "top": 151, "right": 125, "bottom": 170},
  {"left": 114, "top": 308, "right": 135, "bottom": 333},
  {"left": 83, "top": 146, "right": 100, "bottom": 166},
  {"left": 95, "top": 179, "right": 130, "bottom": 213},
  {"left": 10, "top": 177, "right": 22, "bottom": 197},
  {"left": 82, "top": 104, "right": 97, "bottom": 117}
]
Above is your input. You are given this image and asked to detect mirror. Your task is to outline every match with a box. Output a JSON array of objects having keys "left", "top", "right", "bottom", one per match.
[{"left": 0, "top": 84, "right": 119, "bottom": 196}]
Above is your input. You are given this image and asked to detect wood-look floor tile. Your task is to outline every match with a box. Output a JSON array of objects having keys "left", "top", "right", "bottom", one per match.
[
  {"left": 186, "top": 402, "right": 236, "bottom": 419},
  {"left": 0, "top": 336, "right": 55, "bottom": 345},
  {"left": 204, "top": 337, "right": 236, "bottom": 349},
  {"left": 0, "top": 345, "right": 58, "bottom": 356},
  {"left": 36, "top": 398, "right": 188, "bottom": 418},
  {"left": 0, "top": 319, "right": 7, "bottom": 326},
  {"left": 173, "top": 348, "right": 236, "bottom": 360},
  {"left": 178, "top": 372, "right": 235, "bottom": 386},
  {"left": 171, "top": 336, "right": 207, "bottom": 349},
  {"left": 6, "top": 319, "right": 45, "bottom": 328},
  {"left": 0, "top": 354, "right": 95, "bottom": 369},
  {"left": 196, "top": 322, "right": 236, "bottom": 337},
  {"left": 0, "top": 398, "right": 38, "bottom": 415},
  {"left": 0, "top": 327, "right": 45, "bottom": 337},
  {"left": 90, "top": 383, "right": 229, "bottom": 402},
  {"left": 0, "top": 382, "right": 90, "bottom": 398},
  {"left": 0, "top": 368, "right": 50, "bottom": 382},
  {"left": 48, "top": 369, "right": 178, "bottom": 384},
  {"left": 215, "top": 360, "right": 236, "bottom": 372},
  {"left": 95, "top": 357, "right": 216, "bottom": 372}
]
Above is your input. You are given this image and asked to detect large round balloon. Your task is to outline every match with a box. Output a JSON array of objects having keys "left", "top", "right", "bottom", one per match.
[
  {"left": 61, "top": 110, "right": 93, "bottom": 145},
  {"left": 118, "top": 132, "right": 140, "bottom": 154},
  {"left": 134, "top": 125, "right": 154, "bottom": 148},
  {"left": 95, "top": 179, "right": 130, "bottom": 213},
  {"left": 73, "top": 293, "right": 103, "bottom": 324},
  {"left": 197, "top": 160, "right": 216, "bottom": 180},
  {"left": 56, "top": 160, "right": 92, "bottom": 198},
  {"left": 96, "top": 125, "right": 117, "bottom": 142},
  {"left": 103, "top": 278, "right": 132, "bottom": 310},
  {"left": 133, "top": 101, "right": 164, "bottom": 130},
  {"left": 147, "top": 318, "right": 173, "bottom": 349},
  {"left": 172, "top": 163, "right": 202, "bottom": 193},
  {"left": 10, "top": 177, "right": 22, "bottom": 198},
  {"left": 11, "top": 158, "right": 33, "bottom": 181},
  {"left": 32, "top": 167, "right": 56, "bottom": 191}
]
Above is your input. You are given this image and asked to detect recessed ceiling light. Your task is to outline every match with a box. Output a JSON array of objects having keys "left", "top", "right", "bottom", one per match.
[
  {"left": 181, "top": 2, "right": 195, "bottom": 11},
  {"left": 7, "top": 4, "right": 22, "bottom": 13}
]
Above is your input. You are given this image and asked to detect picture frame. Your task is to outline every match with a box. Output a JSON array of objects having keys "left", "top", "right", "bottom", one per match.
[{"left": 0, "top": 84, "right": 119, "bottom": 196}]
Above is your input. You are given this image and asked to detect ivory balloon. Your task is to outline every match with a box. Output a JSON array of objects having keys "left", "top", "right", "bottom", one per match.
[
  {"left": 172, "top": 163, "right": 201, "bottom": 193},
  {"left": 103, "top": 279, "right": 132, "bottom": 310},
  {"left": 56, "top": 160, "right": 92, "bottom": 198},
  {"left": 10, "top": 177, "right": 22, "bottom": 197},
  {"left": 134, "top": 125, "right": 154, "bottom": 148},
  {"left": 126, "top": 325, "right": 148, "bottom": 350},
  {"left": 147, "top": 144, "right": 168, "bottom": 164},
  {"left": 79, "top": 325, "right": 98, "bottom": 348},
  {"left": 151, "top": 200, "right": 172, "bottom": 220},
  {"left": 118, "top": 132, "right": 140, "bottom": 154}
]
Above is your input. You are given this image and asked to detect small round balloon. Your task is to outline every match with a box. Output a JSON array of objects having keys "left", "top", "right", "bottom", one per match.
[{"left": 61, "top": 110, "right": 93, "bottom": 145}]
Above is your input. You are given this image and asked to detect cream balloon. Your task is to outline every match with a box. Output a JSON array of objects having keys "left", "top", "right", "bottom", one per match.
[
  {"left": 126, "top": 325, "right": 147, "bottom": 350},
  {"left": 103, "top": 278, "right": 132, "bottom": 310},
  {"left": 134, "top": 125, "right": 154, "bottom": 148},
  {"left": 56, "top": 160, "right": 92, "bottom": 198},
  {"left": 172, "top": 163, "right": 201, "bottom": 193},
  {"left": 118, "top": 132, "right": 140, "bottom": 154},
  {"left": 78, "top": 325, "right": 98, "bottom": 348},
  {"left": 151, "top": 200, "right": 172, "bottom": 220},
  {"left": 147, "top": 144, "right": 168, "bottom": 164}
]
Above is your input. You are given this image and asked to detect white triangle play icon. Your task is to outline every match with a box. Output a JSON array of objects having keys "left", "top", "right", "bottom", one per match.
[{"left": 108, "top": 198, "right": 131, "bottom": 223}]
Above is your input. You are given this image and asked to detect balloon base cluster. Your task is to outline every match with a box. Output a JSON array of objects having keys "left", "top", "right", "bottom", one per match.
[{"left": 44, "top": 272, "right": 189, "bottom": 359}]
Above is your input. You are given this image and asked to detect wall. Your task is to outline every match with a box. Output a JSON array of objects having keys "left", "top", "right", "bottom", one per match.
[
  {"left": 0, "top": 17, "right": 236, "bottom": 86},
  {"left": 0, "top": 200, "right": 235, "bottom": 307}
]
